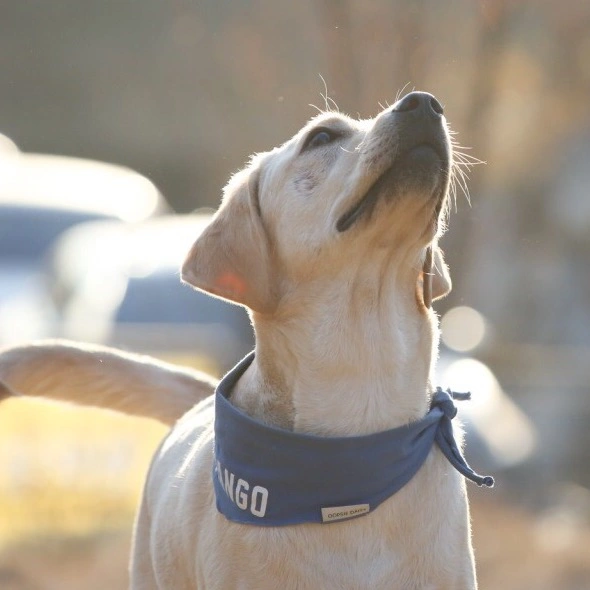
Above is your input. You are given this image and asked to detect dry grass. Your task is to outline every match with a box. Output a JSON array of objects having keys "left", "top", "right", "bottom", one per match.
[
  {"left": 472, "top": 490, "right": 590, "bottom": 589},
  {"left": 0, "top": 398, "right": 166, "bottom": 546},
  {"left": 0, "top": 532, "right": 130, "bottom": 590},
  {"left": 1, "top": 399, "right": 589, "bottom": 590}
]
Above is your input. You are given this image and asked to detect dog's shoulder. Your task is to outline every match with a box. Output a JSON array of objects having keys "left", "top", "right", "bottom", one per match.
[{"left": 146, "top": 395, "right": 216, "bottom": 503}]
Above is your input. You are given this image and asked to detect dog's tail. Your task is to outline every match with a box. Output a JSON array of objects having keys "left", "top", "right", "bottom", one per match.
[{"left": 0, "top": 340, "right": 217, "bottom": 425}]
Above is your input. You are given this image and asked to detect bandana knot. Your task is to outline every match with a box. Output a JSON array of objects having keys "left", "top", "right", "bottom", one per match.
[{"left": 432, "top": 386, "right": 464, "bottom": 419}]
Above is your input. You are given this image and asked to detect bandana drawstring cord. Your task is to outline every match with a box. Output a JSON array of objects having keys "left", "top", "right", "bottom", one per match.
[{"left": 432, "top": 387, "right": 495, "bottom": 488}]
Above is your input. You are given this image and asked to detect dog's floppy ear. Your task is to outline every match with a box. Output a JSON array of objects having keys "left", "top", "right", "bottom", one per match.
[
  {"left": 181, "top": 160, "right": 278, "bottom": 314},
  {"left": 431, "top": 246, "right": 452, "bottom": 301}
]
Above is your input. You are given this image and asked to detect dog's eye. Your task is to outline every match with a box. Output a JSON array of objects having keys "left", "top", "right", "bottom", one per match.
[{"left": 301, "top": 127, "right": 337, "bottom": 152}]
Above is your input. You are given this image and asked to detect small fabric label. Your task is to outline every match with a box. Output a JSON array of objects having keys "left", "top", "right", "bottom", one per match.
[{"left": 321, "top": 504, "right": 370, "bottom": 523}]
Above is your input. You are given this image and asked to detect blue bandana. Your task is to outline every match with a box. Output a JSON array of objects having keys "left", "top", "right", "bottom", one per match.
[{"left": 213, "top": 352, "right": 493, "bottom": 527}]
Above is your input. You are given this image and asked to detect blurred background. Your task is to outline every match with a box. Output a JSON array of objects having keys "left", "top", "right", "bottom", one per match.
[{"left": 0, "top": 0, "right": 589, "bottom": 588}]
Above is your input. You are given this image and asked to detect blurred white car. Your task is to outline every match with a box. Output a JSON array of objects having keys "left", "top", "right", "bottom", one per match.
[
  {"left": 45, "top": 214, "right": 254, "bottom": 376},
  {"left": 0, "top": 141, "right": 167, "bottom": 346}
]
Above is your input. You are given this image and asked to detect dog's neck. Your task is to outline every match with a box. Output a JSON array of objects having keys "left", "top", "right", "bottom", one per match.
[{"left": 231, "top": 255, "right": 438, "bottom": 436}]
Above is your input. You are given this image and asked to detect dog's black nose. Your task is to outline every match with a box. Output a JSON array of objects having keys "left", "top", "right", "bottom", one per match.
[{"left": 391, "top": 91, "right": 444, "bottom": 118}]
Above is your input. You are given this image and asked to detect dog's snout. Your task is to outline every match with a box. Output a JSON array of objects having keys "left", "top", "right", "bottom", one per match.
[{"left": 391, "top": 92, "right": 443, "bottom": 119}]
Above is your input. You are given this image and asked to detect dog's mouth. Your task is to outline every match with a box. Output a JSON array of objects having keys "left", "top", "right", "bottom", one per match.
[{"left": 336, "top": 143, "right": 449, "bottom": 233}]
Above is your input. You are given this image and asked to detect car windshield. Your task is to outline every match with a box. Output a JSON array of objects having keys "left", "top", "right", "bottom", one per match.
[
  {"left": 117, "top": 271, "right": 251, "bottom": 332},
  {"left": 0, "top": 206, "right": 112, "bottom": 265}
]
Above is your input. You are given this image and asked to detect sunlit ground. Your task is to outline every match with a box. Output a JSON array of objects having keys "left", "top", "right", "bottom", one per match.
[{"left": 0, "top": 398, "right": 166, "bottom": 545}]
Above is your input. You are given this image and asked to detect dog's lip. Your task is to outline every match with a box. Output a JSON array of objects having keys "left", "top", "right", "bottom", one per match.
[
  {"left": 336, "top": 143, "right": 448, "bottom": 233},
  {"left": 336, "top": 165, "right": 393, "bottom": 233}
]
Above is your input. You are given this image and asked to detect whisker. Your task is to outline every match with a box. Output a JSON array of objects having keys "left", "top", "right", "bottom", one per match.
[
  {"left": 449, "top": 180, "right": 462, "bottom": 212},
  {"left": 443, "top": 120, "right": 485, "bottom": 211},
  {"left": 451, "top": 146, "right": 484, "bottom": 159},
  {"left": 354, "top": 138, "right": 368, "bottom": 152},
  {"left": 318, "top": 74, "right": 330, "bottom": 112},
  {"left": 454, "top": 153, "right": 486, "bottom": 167},
  {"left": 395, "top": 82, "right": 412, "bottom": 103},
  {"left": 450, "top": 163, "right": 472, "bottom": 207},
  {"left": 317, "top": 74, "right": 340, "bottom": 113},
  {"left": 326, "top": 96, "right": 340, "bottom": 112}
]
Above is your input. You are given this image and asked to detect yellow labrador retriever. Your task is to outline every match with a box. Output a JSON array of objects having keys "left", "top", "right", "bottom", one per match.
[{"left": 0, "top": 92, "right": 491, "bottom": 589}]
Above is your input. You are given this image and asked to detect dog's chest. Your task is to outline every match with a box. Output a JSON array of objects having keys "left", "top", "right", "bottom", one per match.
[{"left": 179, "top": 451, "right": 471, "bottom": 589}]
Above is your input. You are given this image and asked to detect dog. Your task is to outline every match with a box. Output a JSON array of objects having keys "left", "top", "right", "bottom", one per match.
[{"left": 0, "top": 92, "right": 488, "bottom": 589}]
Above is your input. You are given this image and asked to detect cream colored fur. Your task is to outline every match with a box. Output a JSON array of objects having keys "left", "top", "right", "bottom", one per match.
[
  {"left": 0, "top": 340, "right": 215, "bottom": 424},
  {"left": 0, "top": 101, "right": 478, "bottom": 589}
]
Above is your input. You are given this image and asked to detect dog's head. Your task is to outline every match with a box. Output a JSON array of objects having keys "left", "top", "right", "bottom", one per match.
[{"left": 182, "top": 92, "right": 452, "bottom": 315}]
